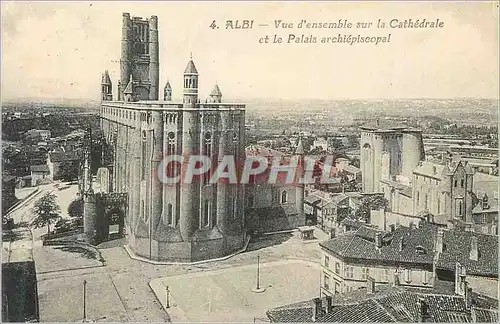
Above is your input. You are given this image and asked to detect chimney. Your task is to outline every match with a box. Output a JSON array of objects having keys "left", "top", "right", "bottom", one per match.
[
  {"left": 465, "top": 285, "right": 472, "bottom": 310},
  {"left": 330, "top": 228, "right": 336, "bottom": 239},
  {"left": 416, "top": 297, "right": 428, "bottom": 322},
  {"left": 435, "top": 228, "right": 444, "bottom": 253},
  {"left": 393, "top": 272, "right": 400, "bottom": 287},
  {"left": 367, "top": 276, "right": 376, "bottom": 293},
  {"left": 399, "top": 237, "right": 405, "bottom": 252},
  {"left": 375, "top": 232, "right": 382, "bottom": 249},
  {"left": 469, "top": 237, "right": 478, "bottom": 261},
  {"left": 311, "top": 297, "right": 322, "bottom": 322},
  {"left": 325, "top": 295, "right": 332, "bottom": 314}
]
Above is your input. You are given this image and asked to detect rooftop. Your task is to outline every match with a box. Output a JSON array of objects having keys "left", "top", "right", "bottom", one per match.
[
  {"left": 435, "top": 229, "right": 498, "bottom": 277},
  {"left": 184, "top": 59, "right": 198, "bottom": 74},
  {"left": 267, "top": 285, "right": 498, "bottom": 322},
  {"left": 320, "top": 223, "right": 439, "bottom": 266},
  {"left": 30, "top": 164, "right": 50, "bottom": 173}
]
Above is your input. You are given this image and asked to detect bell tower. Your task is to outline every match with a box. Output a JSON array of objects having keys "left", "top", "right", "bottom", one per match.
[{"left": 183, "top": 54, "right": 199, "bottom": 105}]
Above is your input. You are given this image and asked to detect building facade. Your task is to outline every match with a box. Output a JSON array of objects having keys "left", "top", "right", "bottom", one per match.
[
  {"left": 117, "top": 13, "right": 159, "bottom": 101},
  {"left": 360, "top": 122, "right": 425, "bottom": 193},
  {"left": 412, "top": 160, "right": 475, "bottom": 226},
  {"left": 99, "top": 13, "right": 247, "bottom": 262}
]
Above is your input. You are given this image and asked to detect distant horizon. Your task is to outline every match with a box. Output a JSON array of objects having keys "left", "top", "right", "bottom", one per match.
[{"left": 2, "top": 96, "right": 499, "bottom": 104}]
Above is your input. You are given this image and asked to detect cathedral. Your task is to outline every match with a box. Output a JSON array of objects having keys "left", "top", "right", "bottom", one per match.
[{"left": 99, "top": 13, "right": 247, "bottom": 262}]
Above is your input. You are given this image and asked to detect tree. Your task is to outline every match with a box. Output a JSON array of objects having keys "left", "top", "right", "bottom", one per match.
[
  {"left": 68, "top": 197, "right": 84, "bottom": 227},
  {"left": 68, "top": 197, "right": 84, "bottom": 218},
  {"left": 354, "top": 195, "right": 388, "bottom": 223},
  {"left": 31, "top": 192, "right": 61, "bottom": 236},
  {"left": 59, "top": 160, "right": 80, "bottom": 182},
  {"left": 350, "top": 157, "right": 360, "bottom": 168}
]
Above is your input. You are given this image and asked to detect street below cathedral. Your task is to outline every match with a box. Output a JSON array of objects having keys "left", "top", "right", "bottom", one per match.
[{"left": 35, "top": 228, "right": 327, "bottom": 322}]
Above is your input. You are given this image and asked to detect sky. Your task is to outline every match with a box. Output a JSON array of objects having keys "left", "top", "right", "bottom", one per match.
[{"left": 1, "top": 1, "right": 499, "bottom": 101}]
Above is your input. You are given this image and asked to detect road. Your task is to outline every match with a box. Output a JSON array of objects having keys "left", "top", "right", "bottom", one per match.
[{"left": 4, "top": 181, "right": 326, "bottom": 322}]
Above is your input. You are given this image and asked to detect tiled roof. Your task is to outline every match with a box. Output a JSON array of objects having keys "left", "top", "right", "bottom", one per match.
[
  {"left": 379, "top": 178, "right": 413, "bottom": 197},
  {"left": 101, "top": 70, "right": 111, "bottom": 85},
  {"left": 344, "top": 164, "right": 361, "bottom": 174},
  {"left": 436, "top": 229, "right": 498, "bottom": 277},
  {"left": 210, "top": 84, "right": 222, "bottom": 96},
  {"left": 304, "top": 194, "right": 321, "bottom": 205},
  {"left": 49, "top": 151, "right": 79, "bottom": 162},
  {"left": 267, "top": 286, "right": 499, "bottom": 323},
  {"left": 184, "top": 59, "right": 198, "bottom": 74},
  {"left": 320, "top": 223, "right": 439, "bottom": 265},
  {"left": 30, "top": 164, "right": 49, "bottom": 173},
  {"left": 472, "top": 199, "right": 498, "bottom": 214},
  {"left": 340, "top": 217, "right": 366, "bottom": 230},
  {"left": 360, "top": 120, "right": 408, "bottom": 131},
  {"left": 413, "top": 161, "right": 448, "bottom": 179},
  {"left": 473, "top": 308, "right": 499, "bottom": 322}
]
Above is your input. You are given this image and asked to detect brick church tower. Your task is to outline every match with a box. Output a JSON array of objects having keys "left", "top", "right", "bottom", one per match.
[
  {"left": 100, "top": 13, "right": 247, "bottom": 262},
  {"left": 118, "top": 13, "right": 159, "bottom": 101}
]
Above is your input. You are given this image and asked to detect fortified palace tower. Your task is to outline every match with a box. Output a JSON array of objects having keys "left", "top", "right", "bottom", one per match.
[{"left": 99, "top": 13, "right": 247, "bottom": 262}]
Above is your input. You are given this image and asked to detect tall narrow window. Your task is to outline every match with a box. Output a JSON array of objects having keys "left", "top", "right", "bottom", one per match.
[
  {"left": 281, "top": 190, "right": 288, "bottom": 204},
  {"left": 404, "top": 269, "right": 412, "bottom": 283},
  {"left": 141, "top": 131, "right": 147, "bottom": 180},
  {"left": 167, "top": 203, "right": 173, "bottom": 225},
  {"left": 460, "top": 179, "right": 464, "bottom": 188},
  {"left": 203, "top": 132, "right": 212, "bottom": 185},
  {"left": 167, "top": 132, "right": 176, "bottom": 177},
  {"left": 324, "top": 273, "right": 330, "bottom": 290},
  {"left": 437, "top": 198, "right": 441, "bottom": 214},
  {"left": 458, "top": 200, "right": 463, "bottom": 216},
  {"left": 202, "top": 199, "right": 210, "bottom": 227},
  {"left": 416, "top": 191, "right": 420, "bottom": 206},
  {"left": 361, "top": 267, "right": 369, "bottom": 280}
]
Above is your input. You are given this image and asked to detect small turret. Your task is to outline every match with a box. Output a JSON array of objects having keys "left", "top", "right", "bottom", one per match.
[
  {"left": 183, "top": 53, "right": 199, "bottom": 105},
  {"left": 164, "top": 80, "right": 172, "bottom": 101},
  {"left": 101, "top": 70, "right": 113, "bottom": 101},
  {"left": 295, "top": 136, "right": 305, "bottom": 155},
  {"left": 124, "top": 75, "right": 134, "bottom": 102},
  {"left": 209, "top": 84, "right": 222, "bottom": 103}
]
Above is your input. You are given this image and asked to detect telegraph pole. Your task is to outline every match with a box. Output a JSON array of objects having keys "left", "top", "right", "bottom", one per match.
[
  {"left": 252, "top": 255, "right": 266, "bottom": 293},
  {"left": 83, "top": 280, "right": 87, "bottom": 322}
]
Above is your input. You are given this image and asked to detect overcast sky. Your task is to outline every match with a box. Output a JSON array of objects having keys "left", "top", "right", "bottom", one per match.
[{"left": 1, "top": 1, "right": 499, "bottom": 101}]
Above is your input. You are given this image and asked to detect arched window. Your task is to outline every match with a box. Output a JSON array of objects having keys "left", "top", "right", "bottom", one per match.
[
  {"left": 166, "top": 132, "right": 176, "bottom": 177},
  {"left": 281, "top": 190, "right": 288, "bottom": 204}
]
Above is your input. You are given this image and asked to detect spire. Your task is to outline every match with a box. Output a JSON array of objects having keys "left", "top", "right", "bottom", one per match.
[
  {"left": 101, "top": 70, "right": 111, "bottom": 85},
  {"left": 210, "top": 84, "right": 222, "bottom": 97},
  {"left": 164, "top": 80, "right": 171, "bottom": 90},
  {"left": 295, "top": 136, "right": 305, "bottom": 155},
  {"left": 184, "top": 55, "right": 198, "bottom": 75},
  {"left": 124, "top": 75, "right": 133, "bottom": 94}
]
